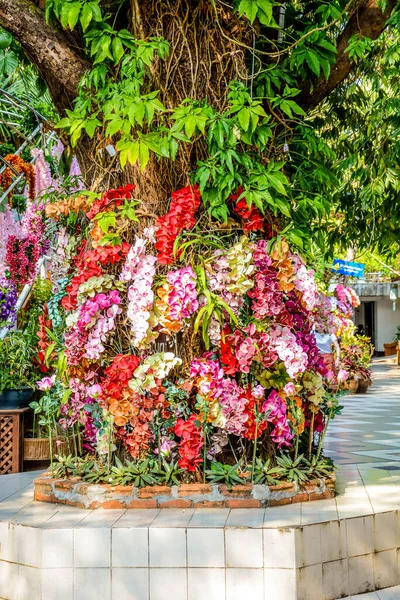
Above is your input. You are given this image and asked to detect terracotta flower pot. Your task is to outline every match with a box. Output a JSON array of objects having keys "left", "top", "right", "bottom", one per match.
[
  {"left": 340, "top": 379, "right": 359, "bottom": 394},
  {"left": 356, "top": 379, "right": 370, "bottom": 394}
]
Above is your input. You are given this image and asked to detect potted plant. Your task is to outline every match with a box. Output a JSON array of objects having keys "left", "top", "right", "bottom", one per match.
[
  {"left": 340, "top": 331, "right": 373, "bottom": 394},
  {"left": 0, "top": 332, "right": 39, "bottom": 409},
  {"left": 24, "top": 375, "right": 69, "bottom": 462}
]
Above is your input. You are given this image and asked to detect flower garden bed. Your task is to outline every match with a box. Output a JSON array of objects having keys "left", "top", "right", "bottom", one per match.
[
  {"left": 1, "top": 165, "right": 363, "bottom": 506},
  {"left": 34, "top": 472, "right": 335, "bottom": 509}
]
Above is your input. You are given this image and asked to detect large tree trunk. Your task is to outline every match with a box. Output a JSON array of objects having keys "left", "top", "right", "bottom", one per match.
[
  {"left": 0, "top": 0, "right": 90, "bottom": 112},
  {"left": 0, "top": 0, "right": 395, "bottom": 196}
]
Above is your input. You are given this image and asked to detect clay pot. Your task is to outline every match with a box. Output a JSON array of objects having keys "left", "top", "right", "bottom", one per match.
[
  {"left": 356, "top": 379, "right": 370, "bottom": 394},
  {"left": 340, "top": 379, "right": 359, "bottom": 394}
]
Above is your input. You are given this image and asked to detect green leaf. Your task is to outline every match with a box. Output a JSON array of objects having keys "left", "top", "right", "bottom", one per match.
[
  {"left": 317, "top": 39, "right": 337, "bottom": 54},
  {"left": 256, "top": 0, "right": 274, "bottom": 26},
  {"left": 305, "top": 50, "right": 321, "bottom": 77},
  {"left": 120, "top": 206, "right": 139, "bottom": 222},
  {"left": 139, "top": 141, "right": 150, "bottom": 171},
  {"left": 85, "top": 117, "right": 101, "bottom": 138},
  {"left": 61, "top": 389, "right": 72, "bottom": 405},
  {"left": 106, "top": 118, "right": 127, "bottom": 137},
  {"left": 44, "top": 342, "right": 56, "bottom": 364},
  {"left": 128, "top": 101, "right": 145, "bottom": 126},
  {"left": 238, "top": 0, "right": 258, "bottom": 23},
  {"left": 319, "top": 58, "right": 331, "bottom": 80},
  {"left": 274, "top": 197, "right": 291, "bottom": 218},
  {"left": 112, "top": 36, "right": 124, "bottom": 64},
  {"left": 80, "top": 3, "right": 93, "bottom": 31},
  {"left": 95, "top": 211, "right": 116, "bottom": 233},
  {"left": 90, "top": 3, "right": 102, "bottom": 21},
  {"left": 237, "top": 107, "right": 250, "bottom": 131},
  {"left": 265, "top": 171, "right": 288, "bottom": 195},
  {"left": 117, "top": 140, "right": 139, "bottom": 169},
  {"left": 68, "top": 3, "right": 82, "bottom": 30},
  {"left": 0, "top": 30, "right": 12, "bottom": 50},
  {"left": 184, "top": 115, "right": 197, "bottom": 138},
  {"left": 2, "top": 51, "right": 18, "bottom": 76}
]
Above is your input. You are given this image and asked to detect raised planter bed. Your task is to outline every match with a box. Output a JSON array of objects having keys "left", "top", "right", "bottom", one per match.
[{"left": 34, "top": 472, "right": 336, "bottom": 509}]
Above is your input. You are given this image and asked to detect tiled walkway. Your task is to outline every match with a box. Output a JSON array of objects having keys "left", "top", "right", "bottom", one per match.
[
  {"left": 349, "top": 586, "right": 400, "bottom": 599},
  {"left": 325, "top": 363, "right": 400, "bottom": 466}
]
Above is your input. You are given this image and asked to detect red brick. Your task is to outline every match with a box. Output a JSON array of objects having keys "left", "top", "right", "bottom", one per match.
[
  {"left": 34, "top": 480, "right": 53, "bottom": 493},
  {"left": 268, "top": 497, "right": 292, "bottom": 507},
  {"left": 106, "top": 488, "right": 134, "bottom": 498},
  {"left": 269, "top": 482, "right": 295, "bottom": 492},
  {"left": 219, "top": 484, "right": 253, "bottom": 498},
  {"left": 63, "top": 499, "right": 82, "bottom": 508},
  {"left": 54, "top": 480, "right": 74, "bottom": 492},
  {"left": 74, "top": 483, "right": 89, "bottom": 495},
  {"left": 193, "top": 500, "right": 227, "bottom": 508},
  {"left": 178, "top": 484, "right": 212, "bottom": 497},
  {"left": 309, "top": 490, "right": 334, "bottom": 501},
  {"left": 158, "top": 499, "right": 192, "bottom": 508},
  {"left": 109, "top": 485, "right": 133, "bottom": 493},
  {"left": 301, "top": 482, "right": 321, "bottom": 493},
  {"left": 34, "top": 490, "right": 59, "bottom": 503},
  {"left": 291, "top": 493, "right": 309, "bottom": 504},
  {"left": 127, "top": 499, "right": 158, "bottom": 509},
  {"left": 101, "top": 500, "right": 126, "bottom": 509},
  {"left": 138, "top": 486, "right": 172, "bottom": 499},
  {"left": 227, "top": 499, "right": 261, "bottom": 508}
]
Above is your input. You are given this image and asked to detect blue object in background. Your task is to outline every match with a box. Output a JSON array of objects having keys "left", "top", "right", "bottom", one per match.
[{"left": 332, "top": 259, "right": 365, "bottom": 278}]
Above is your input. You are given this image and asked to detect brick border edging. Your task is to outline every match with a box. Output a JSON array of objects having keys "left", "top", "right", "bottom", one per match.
[{"left": 34, "top": 473, "right": 336, "bottom": 509}]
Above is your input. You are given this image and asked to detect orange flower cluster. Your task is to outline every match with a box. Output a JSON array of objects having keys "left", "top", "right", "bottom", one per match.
[
  {"left": 100, "top": 354, "right": 170, "bottom": 459},
  {"left": 287, "top": 396, "right": 305, "bottom": 435},
  {"left": 271, "top": 241, "right": 295, "bottom": 293},
  {"left": 154, "top": 283, "right": 182, "bottom": 334},
  {"left": 0, "top": 155, "right": 36, "bottom": 203},
  {"left": 45, "top": 195, "right": 90, "bottom": 220}
]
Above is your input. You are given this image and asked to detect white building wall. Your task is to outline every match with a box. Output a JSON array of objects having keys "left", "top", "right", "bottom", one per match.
[
  {"left": 354, "top": 296, "right": 400, "bottom": 352},
  {"left": 376, "top": 297, "right": 400, "bottom": 352}
]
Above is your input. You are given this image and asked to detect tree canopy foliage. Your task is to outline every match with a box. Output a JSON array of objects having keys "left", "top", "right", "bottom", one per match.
[{"left": 0, "top": 0, "right": 398, "bottom": 258}]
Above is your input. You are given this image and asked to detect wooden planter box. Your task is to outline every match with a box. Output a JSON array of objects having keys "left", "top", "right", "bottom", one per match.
[
  {"left": 384, "top": 341, "right": 397, "bottom": 356},
  {"left": 24, "top": 438, "right": 69, "bottom": 461}
]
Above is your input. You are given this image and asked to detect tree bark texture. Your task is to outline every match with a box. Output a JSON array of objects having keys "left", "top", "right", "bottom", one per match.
[
  {"left": 0, "top": 0, "right": 90, "bottom": 113},
  {"left": 0, "top": 0, "right": 395, "bottom": 192}
]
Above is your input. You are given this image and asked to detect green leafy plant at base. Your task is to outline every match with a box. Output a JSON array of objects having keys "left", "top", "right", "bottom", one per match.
[
  {"left": 50, "top": 454, "right": 87, "bottom": 479},
  {"left": 251, "top": 458, "right": 283, "bottom": 485},
  {"left": 151, "top": 460, "right": 182, "bottom": 486},
  {"left": 275, "top": 454, "right": 310, "bottom": 485},
  {"left": 109, "top": 458, "right": 156, "bottom": 487},
  {"left": 205, "top": 462, "right": 244, "bottom": 489},
  {"left": 307, "top": 455, "right": 335, "bottom": 480}
]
